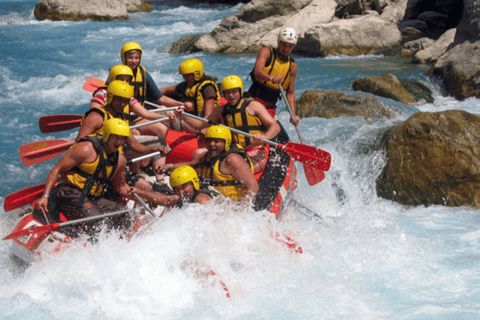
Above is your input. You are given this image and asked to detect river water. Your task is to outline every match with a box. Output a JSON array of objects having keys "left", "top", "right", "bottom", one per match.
[{"left": 1, "top": 1, "right": 480, "bottom": 319}]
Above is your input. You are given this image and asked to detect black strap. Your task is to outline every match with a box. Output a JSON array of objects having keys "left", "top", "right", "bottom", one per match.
[{"left": 73, "top": 135, "right": 119, "bottom": 207}]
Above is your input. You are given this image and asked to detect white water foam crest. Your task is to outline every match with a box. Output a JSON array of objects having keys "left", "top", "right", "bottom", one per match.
[{"left": 0, "top": 202, "right": 318, "bottom": 319}]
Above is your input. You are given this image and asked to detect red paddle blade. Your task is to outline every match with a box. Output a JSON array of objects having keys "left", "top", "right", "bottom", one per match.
[
  {"left": 19, "top": 139, "right": 74, "bottom": 166},
  {"left": 82, "top": 77, "right": 105, "bottom": 93},
  {"left": 3, "top": 223, "right": 60, "bottom": 240},
  {"left": 39, "top": 114, "right": 82, "bottom": 133},
  {"left": 304, "top": 164, "right": 326, "bottom": 186},
  {"left": 282, "top": 142, "right": 331, "bottom": 171},
  {"left": 4, "top": 184, "right": 45, "bottom": 212}
]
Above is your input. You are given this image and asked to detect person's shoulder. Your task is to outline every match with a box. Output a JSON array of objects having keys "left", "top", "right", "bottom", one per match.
[{"left": 73, "top": 138, "right": 97, "bottom": 156}]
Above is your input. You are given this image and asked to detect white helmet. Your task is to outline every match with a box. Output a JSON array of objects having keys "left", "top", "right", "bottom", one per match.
[{"left": 278, "top": 27, "right": 298, "bottom": 45}]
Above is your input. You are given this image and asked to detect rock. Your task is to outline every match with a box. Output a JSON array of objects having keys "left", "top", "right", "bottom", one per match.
[
  {"left": 397, "top": 19, "right": 429, "bottom": 33},
  {"left": 352, "top": 74, "right": 417, "bottom": 105},
  {"left": 428, "top": 40, "right": 480, "bottom": 100},
  {"left": 379, "top": 0, "right": 408, "bottom": 23},
  {"left": 454, "top": 0, "right": 480, "bottom": 45},
  {"left": 296, "top": 14, "right": 402, "bottom": 56},
  {"left": 192, "top": 0, "right": 337, "bottom": 53},
  {"left": 417, "top": 11, "right": 450, "bottom": 29},
  {"left": 34, "top": 0, "right": 151, "bottom": 21},
  {"left": 412, "top": 28, "right": 455, "bottom": 64},
  {"left": 398, "top": 79, "right": 434, "bottom": 104},
  {"left": 297, "top": 90, "right": 397, "bottom": 119},
  {"left": 168, "top": 34, "right": 202, "bottom": 54},
  {"left": 376, "top": 110, "right": 480, "bottom": 208},
  {"left": 400, "top": 37, "right": 435, "bottom": 57}
]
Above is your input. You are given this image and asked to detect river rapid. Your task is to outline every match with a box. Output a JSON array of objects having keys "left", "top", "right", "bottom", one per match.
[{"left": 1, "top": 1, "right": 480, "bottom": 319}]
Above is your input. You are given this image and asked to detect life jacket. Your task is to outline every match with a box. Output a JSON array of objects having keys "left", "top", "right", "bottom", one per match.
[
  {"left": 221, "top": 98, "right": 268, "bottom": 147},
  {"left": 64, "top": 135, "right": 119, "bottom": 207},
  {"left": 177, "top": 80, "right": 221, "bottom": 117},
  {"left": 131, "top": 66, "right": 147, "bottom": 107},
  {"left": 82, "top": 107, "right": 130, "bottom": 136},
  {"left": 247, "top": 48, "right": 294, "bottom": 107},
  {"left": 200, "top": 144, "right": 254, "bottom": 200}
]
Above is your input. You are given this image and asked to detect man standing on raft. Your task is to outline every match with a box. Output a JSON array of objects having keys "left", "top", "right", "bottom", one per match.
[{"left": 247, "top": 27, "right": 300, "bottom": 127}]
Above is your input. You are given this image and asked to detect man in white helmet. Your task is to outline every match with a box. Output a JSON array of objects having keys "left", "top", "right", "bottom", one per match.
[{"left": 247, "top": 27, "right": 300, "bottom": 127}]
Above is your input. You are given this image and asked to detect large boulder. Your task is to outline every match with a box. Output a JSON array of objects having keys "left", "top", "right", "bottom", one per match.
[
  {"left": 193, "top": 0, "right": 336, "bottom": 53},
  {"left": 454, "top": 0, "right": 480, "bottom": 45},
  {"left": 295, "top": 13, "right": 402, "bottom": 56},
  {"left": 34, "top": 0, "right": 151, "bottom": 21},
  {"left": 428, "top": 40, "right": 480, "bottom": 100},
  {"left": 297, "top": 90, "right": 397, "bottom": 119},
  {"left": 412, "top": 28, "right": 455, "bottom": 64},
  {"left": 174, "top": 0, "right": 406, "bottom": 55},
  {"left": 352, "top": 74, "right": 417, "bottom": 105},
  {"left": 376, "top": 110, "right": 480, "bottom": 208}
]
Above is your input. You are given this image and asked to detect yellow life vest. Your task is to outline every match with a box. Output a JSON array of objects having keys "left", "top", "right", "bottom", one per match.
[
  {"left": 131, "top": 66, "right": 147, "bottom": 106},
  {"left": 222, "top": 98, "right": 268, "bottom": 148},
  {"left": 81, "top": 108, "right": 128, "bottom": 153},
  {"left": 247, "top": 48, "right": 295, "bottom": 106},
  {"left": 200, "top": 144, "right": 254, "bottom": 200},
  {"left": 180, "top": 80, "right": 221, "bottom": 117},
  {"left": 64, "top": 135, "right": 119, "bottom": 204}
]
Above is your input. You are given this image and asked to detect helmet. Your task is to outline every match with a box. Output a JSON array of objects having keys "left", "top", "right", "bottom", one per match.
[
  {"left": 170, "top": 166, "right": 200, "bottom": 191},
  {"left": 178, "top": 58, "right": 204, "bottom": 81},
  {"left": 278, "top": 27, "right": 298, "bottom": 45},
  {"left": 102, "top": 118, "right": 130, "bottom": 144},
  {"left": 107, "top": 80, "right": 134, "bottom": 105},
  {"left": 205, "top": 125, "right": 232, "bottom": 152},
  {"left": 108, "top": 65, "right": 134, "bottom": 84},
  {"left": 221, "top": 75, "right": 243, "bottom": 95},
  {"left": 120, "top": 42, "right": 142, "bottom": 65}
]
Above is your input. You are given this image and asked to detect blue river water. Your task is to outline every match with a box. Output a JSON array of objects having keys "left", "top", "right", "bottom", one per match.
[{"left": 1, "top": 1, "right": 480, "bottom": 319}]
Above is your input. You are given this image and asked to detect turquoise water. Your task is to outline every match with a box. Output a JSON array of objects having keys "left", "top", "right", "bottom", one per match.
[{"left": 1, "top": 1, "right": 480, "bottom": 319}]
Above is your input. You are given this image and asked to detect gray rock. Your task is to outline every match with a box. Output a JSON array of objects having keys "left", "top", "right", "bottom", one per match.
[
  {"left": 400, "top": 37, "right": 435, "bottom": 57},
  {"left": 34, "top": 0, "right": 151, "bottom": 21},
  {"left": 297, "top": 90, "right": 397, "bottom": 119},
  {"left": 428, "top": 40, "right": 480, "bottom": 100},
  {"left": 296, "top": 14, "right": 402, "bottom": 56},
  {"left": 412, "top": 28, "right": 455, "bottom": 64}
]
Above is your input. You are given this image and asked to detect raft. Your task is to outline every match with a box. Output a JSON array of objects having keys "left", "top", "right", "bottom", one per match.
[{"left": 6, "top": 127, "right": 298, "bottom": 263}]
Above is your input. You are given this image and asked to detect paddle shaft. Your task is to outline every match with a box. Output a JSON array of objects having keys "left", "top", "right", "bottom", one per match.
[
  {"left": 181, "top": 112, "right": 282, "bottom": 148},
  {"left": 279, "top": 86, "right": 304, "bottom": 144}
]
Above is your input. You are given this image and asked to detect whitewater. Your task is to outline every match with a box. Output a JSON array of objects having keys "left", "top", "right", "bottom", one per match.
[{"left": 1, "top": 0, "right": 480, "bottom": 319}]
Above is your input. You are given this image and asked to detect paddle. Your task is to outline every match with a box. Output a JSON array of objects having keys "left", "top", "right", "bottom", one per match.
[
  {"left": 3, "top": 200, "right": 150, "bottom": 240},
  {"left": 82, "top": 77, "right": 106, "bottom": 93},
  {"left": 180, "top": 112, "right": 331, "bottom": 172},
  {"left": 39, "top": 114, "right": 83, "bottom": 133},
  {"left": 4, "top": 183, "right": 56, "bottom": 212},
  {"left": 24, "top": 118, "right": 171, "bottom": 166},
  {"left": 39, "top": 108, "right": 177, "bottom": 134},
  {"left": 83, "top": 77, "right": 184, "bottom": 112},
  {"left": 5, "top": 151, "right": 163, "bottom": 212},
  {"left": 20, "top": 139, "right": 74, "bottom": 166},
  {"left": 279, "top": 86, "right": 326, "bottom": 185}
]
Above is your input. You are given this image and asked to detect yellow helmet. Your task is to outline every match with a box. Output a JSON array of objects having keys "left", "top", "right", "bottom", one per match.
[
  {"left": 107, "top": 80, "right": 134, "bottom": 105},
  {"left": 205, "top": 125, "right": 232, "bottom": 152},
  {"left": 102, "top": 118, "right": 130, "bottom": 144},
  {"left": 108, "top": 65, "right": 134, "bottom": 84},
  {"left": 170, "top": 166, "right": 200, "bottom": 191},
  {"left": 178, "top": 58, "right": 204, "bottom": 81},
  {"left": 120, "top": 42, "right": 142, "bottom": 65},
  {"left": 221, "top": 75, "right": 243, "bottom": 95}
]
